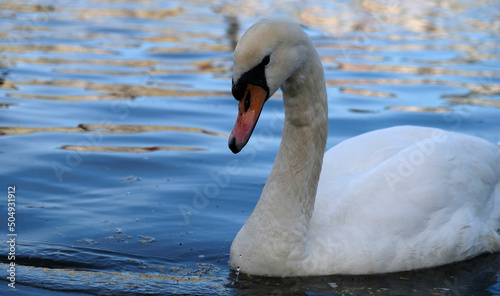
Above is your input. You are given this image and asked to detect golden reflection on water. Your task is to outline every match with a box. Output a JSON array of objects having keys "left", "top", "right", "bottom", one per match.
[
  {"left": 60, "top": 145, "right": 203, "bottom": 152},
  {"left": 0, "top": 123, "right": 227, "bottom": 137},
  {"left": 337, "top": 62, "right": 500, "bottom": 78},
  {"left": 0, "top": 103, "right": 14, "bottom": 108},
  {"left": 444, "top": 96, "right": 500, "bottom": 108},
  {"left": 1, "top": 0, "right": 499, "bottom": 151},
  {"left": 0, "top": 2, "right": 58, "bottom": 13},
  {"left": 6, "top": 79, "right": 230, "bottom": 101},
  {"left": 7, "top": 57, "right": 157, "bottom": 67},
  {"left": 0, "top": 241, "right": 222, "bottom": 290},
  {"left": 386, "top": 106, "right": 452, "bottom": 113},
  {"left": 328, "top": 78, "right": 500, "bottom": 96},
  {"left": 339, "top": 87, "right": 396, "bottom": 99},
  {"left": 148, "top": 43, "right": 229, "bottom": 53},
  {"left": 10, "top": 263, "right": 219, "bottom": 288},
  {"left": 328, "top": 78, "right": 500, "bottom": 109},
  {"left": 296, "top": 0, "right": 497, "bottom": 36},
  {"left": 0, "top": 44, "right": 116, "bottom": 55},
  {"left": 79, "top": 124, "right": 227, "bottom": 137},
  {"left": 52, "top": 59, "right": 231, "bottom": 76},
  {"left": 0, "top": 124, "right": 226, "bottom": 152},
  {"left": 76, "top": 7, "right": 183, "bottom": 20}
]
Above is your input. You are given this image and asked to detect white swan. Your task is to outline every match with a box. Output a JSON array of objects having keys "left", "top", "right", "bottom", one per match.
[{"left": 227, "top": 19, "right": 500, "bottom": 277}]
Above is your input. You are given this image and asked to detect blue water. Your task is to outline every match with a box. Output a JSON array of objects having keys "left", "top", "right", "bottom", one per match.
[{"left": 1, "top": 0, "right": 500, "bottom": 295}]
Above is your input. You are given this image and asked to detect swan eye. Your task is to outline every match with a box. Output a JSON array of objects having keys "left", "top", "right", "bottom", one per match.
[{"left": 261, "top": 55, "right": 270, "bottom": 66}]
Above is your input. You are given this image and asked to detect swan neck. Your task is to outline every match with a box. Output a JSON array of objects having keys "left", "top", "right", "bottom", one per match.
[
  {"left": 251, "top": 50, "right": 328, "bottom": 243},
  {"left": 268, "top": 55, "right": 328, "bottom": 222}
]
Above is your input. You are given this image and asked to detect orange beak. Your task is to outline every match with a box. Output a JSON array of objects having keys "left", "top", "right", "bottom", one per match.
[{"left": 228, "top": 83, "right": 268, "bottom": 153}]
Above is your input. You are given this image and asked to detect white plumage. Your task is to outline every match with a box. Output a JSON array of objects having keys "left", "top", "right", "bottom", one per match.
[{"left": 228, "top": 19, "right": 500, "bottom": 277}]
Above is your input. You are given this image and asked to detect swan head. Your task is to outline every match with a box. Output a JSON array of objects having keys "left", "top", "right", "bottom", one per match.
[{"left": 228, "top": 19, "right": 311, "bottom": 153}]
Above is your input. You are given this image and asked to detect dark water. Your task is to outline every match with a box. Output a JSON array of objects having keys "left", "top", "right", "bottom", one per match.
[{"left": 1, "top": 0, "right": 500, "bottom": 295}]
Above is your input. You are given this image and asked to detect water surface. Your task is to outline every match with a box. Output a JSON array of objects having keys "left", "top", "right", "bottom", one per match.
[{"left": 1, "top": 0, "right": 500, "bottom": 295}]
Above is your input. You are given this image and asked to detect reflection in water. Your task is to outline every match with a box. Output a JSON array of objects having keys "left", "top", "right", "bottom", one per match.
[
  {"left": 60, "top": 145, "right": 203, "bottom": 152},
  {"left": 225, "top": 15, "right": 240, "bottom": 51},
  {"left": 232, "top": 253, "right": 500, "bottom": 296},
  {"left": 1, "top": 262, "right": 223, "bottom": 295},
  {"left": 8, "top": 93, "right": 133, "bottom": 101},
  {"left": 444, "top": 96, "right": 500, "bottom": 108},
  {"left": 7, "top": 57, "right": 158, "bottom": 67},
  {"left": 340, "top": 87, "right": 396, "bottom": 98},
  {"left": 0, "top": 241, "right": 224, "bottom": 295},
  {"left": 4, "top": 240, "right": 500, "bottom": 296},
  {"left": 337, "top": 62, "right": 500, "bottom": 78},
  {"left": 0, "top": 44, "right": 116, "bottom": 55},
  {"left": 0, "top": 2, "right": 58, "bottom": 13},
  {"left": 6, "top": 79, "right": 230, "bottom": 101},
  {"left": 0, "top": 126, "right": 81, "bottom": 135},
  {"left": 0, "top": 78, "right": 17, "bottom": 90},
  {"left": 328, "top": 78, "right": 500, "bottom": 98},
  {"left": 77, "top": 7, "right": 184, "bottom": 20},
  {"left": 348, "top": 108, "right": 378, "bottom": 114},
  {"left": 0, "top": 124, "right": 227, "bottom": 137},
  {"left": 386, "top": 106, "right": 452, "bottom": 113},
  {"left": 0, "top": 103, "right": 15, "bottom": 108}
]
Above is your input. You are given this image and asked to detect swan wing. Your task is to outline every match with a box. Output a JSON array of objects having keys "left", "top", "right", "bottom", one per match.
[{"left": 310, "top": 126, "right": 500, "bottom": 274}]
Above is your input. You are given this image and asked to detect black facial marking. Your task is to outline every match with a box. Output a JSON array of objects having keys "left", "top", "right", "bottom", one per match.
[
  {"left": 232, "top": 78, "right": 244, "bottom": 101},
  {"left": 232, "top": 55, "right": 271, "bottom": 101},
  {"left": 261, "top": 55, "right": 270, "bottom": 66}
]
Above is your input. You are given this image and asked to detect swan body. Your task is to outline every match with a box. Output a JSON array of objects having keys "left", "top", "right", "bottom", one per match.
[{"left": 228, "top": 19, "right": 500, "bottom": 276}]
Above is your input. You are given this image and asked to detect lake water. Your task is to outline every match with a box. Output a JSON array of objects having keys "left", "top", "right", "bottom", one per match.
[{"left": 1, "top": 0, "right": 500, "bottom": 295}]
